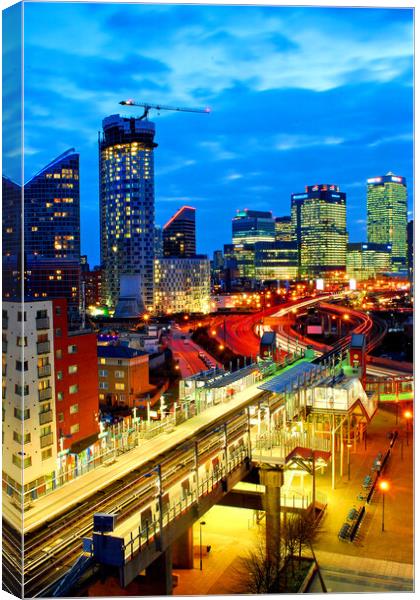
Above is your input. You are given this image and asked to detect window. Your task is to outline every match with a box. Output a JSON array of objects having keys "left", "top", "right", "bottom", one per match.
[
  {"left": 57, "top": 371, "right": 63, "bottom": 381},
  {"left": 115, "top": 383, "right": 125, "bottom": 391},
  {"left": 99, "top": 369, "right": 108, "bottom": 378},
  {"left": 70, "top": 423, "right": 79, "bottom": 434},
  {"left": 68, "top": 344, "right": 77, "bottom": 354},
  {"left": 17, "top": 337, "right": 27, "bottom": 347},
  {"left": 13, "top": 431, "right": 31, "bottom": 444},
  {"left": 68, "top": 365, "right": 77, "bottom": 374},
  {"left": 15, "top": 384, "right": 29, "bottom": 396},
  {"left": 17, "top": 311, "right": 26, "bottom": 322},
  {"left": 114, "top": 370, "right": 124, "bottom": 378},
  {"left": 99, "top": 358, "right": 106, "bottom": 365},
  {"left": 41, "top": 425, "right": 52, "bottom": 436},
  {"left": 36, "top": 309, "right": 47, "bottom": 319},
  {"left": 117, "top": 360, "right": 123, "bottom": 365},
  {"left": 56, "top": 349, "right": 62, "bottom": 359},
  {"left": 58, "top": 412, "right": 64, "bottom": 422},
  {"left": 42, "top": 448, "right": 52, "bottom": 461},
  {"left": 69, "top": 384, "right": 78, "bottom": 394},
  {"left": 55, "top": 328, "right": 62, "bottom": 337},
  {"left": 55, "top": 306, "right": 61, "bottom": 316},
  {"left": 16, "top": 360, "right": 28, "bottom": 371},
  {"left": 70, "top": 403, "right": 79, "bottom": 414},
  {"left": 57, "top": 391, "right": 64, "bottom": 401},
  {"left": 99, "top": 382, "right": 108, "bottom": 390},
  {"left": 14, "top": 407, "right": 30, "bottom": 420},
  {"left": 12, "top": 453, "right": 32, "bottom": 468},
  {"left": 99, "top": 393, "right": 105, "bottom": 400}
]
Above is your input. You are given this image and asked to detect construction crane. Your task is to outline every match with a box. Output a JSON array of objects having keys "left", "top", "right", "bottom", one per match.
[{"left": 119, "top": 99, "right": 211, "bottom": 120}]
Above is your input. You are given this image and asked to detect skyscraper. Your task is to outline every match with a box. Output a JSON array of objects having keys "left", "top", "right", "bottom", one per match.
[
  {"left": 2, "top": 176, "right": 22, "bottom": 299},
  {"left": 99, "top": 114, "right": 157, "bottom": 310},
  {"left": 346, "top": 242, "right": 392, "bottom": 281},
  {"left": 367, "top": 173, "right": 408, "bottom": 272},
  {"left": 274, "top": 216, "right": 293, "bottom": 242},
  {"left": 3, "top": 151, "right": 81, "bottom": 315},
  {"left": 407, "top": 219, "right": 413, "bottom": 281},
  {"left": 163, "top": 205, "right": 196, "bottom": 257},
  {"left": 232, "top": 209, "right": 275, "bottom": 245},
  {"left": 292, "top": 184, "right": 348, "bottom": 279}
]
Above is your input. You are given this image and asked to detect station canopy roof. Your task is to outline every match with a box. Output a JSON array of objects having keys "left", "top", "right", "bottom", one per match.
[
  {"left": 203, "top": 363, "right": 260, "bottom": 389},
  {"left": 258, "top": 361, "right": 319, "bottom": 394}
]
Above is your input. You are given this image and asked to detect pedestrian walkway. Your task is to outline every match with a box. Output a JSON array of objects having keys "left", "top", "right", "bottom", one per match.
[{"left": 173, "top": 406, "right": 413, "bottom": 595}]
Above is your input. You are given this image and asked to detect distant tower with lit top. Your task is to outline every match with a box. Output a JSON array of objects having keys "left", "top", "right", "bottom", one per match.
[
  {"left": 367, "top": 173, "right": 408, "bottom": 272},
  {"left": 99, "top": 115, "right": 157, "bottom": 310},
  {"left": 163, "top": 205, "right": 196, "bottom": 258}
]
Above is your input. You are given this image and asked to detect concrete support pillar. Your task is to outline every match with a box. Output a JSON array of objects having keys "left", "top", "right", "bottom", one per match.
[
  {"left": 172, "top": 527, "right": 194, "bottom": 569},
  {"left": 145, "top": 548, "right": 173, "bottom": 595},
  {"left": 260, "top": 467, "right": 284, "bottom": 566}
]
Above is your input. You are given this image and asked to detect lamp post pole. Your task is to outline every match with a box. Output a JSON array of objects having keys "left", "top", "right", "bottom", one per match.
[{"left": 199, "top": 521, "right": 206, "bottom": 571}]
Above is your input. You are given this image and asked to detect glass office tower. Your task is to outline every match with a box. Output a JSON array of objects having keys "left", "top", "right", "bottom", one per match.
[
  {"left": 292, "top": 184, "right": 348, "bottom": 279},
  {"left": 367, "top": 173, "right": 408, "bottom": 272},
  {"left": 163, "top": 205, "right": 196, "bottom": 257},
  {"left": 99, "top": 115, "right": 157, "bottom": 310}
]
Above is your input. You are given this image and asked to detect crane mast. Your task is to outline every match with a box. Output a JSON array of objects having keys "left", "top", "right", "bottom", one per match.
[{"left": 119, "top": 99, "right": 211, "bottom": 120}]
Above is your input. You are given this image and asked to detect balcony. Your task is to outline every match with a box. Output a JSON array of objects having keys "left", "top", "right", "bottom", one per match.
[
  {"left": 38, "top": 387, "right": 52, "bottom": 402},
  {"left": 37, "top": 341, "right": 50, "bottom": 355},
  {"left": 39, "top": 410, "right": 53, "bottom": 425},
  {"left": 40, "top": 433, "right": 54, "bottom": 449},
  {"left": 36, "top": 317, "right": 50, "bottom": 330},
  {"left": 38, "top": 365, "right": 51, "bottom": 378}
]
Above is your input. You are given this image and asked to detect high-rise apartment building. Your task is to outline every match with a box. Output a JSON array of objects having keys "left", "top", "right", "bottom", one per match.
[
  {"left": 292, "top": 184, "right": 348, "bottom": 279},
  {"left": 154, "top": 226, "right": 163, "bottom": 259},
  {"left": 154, "top": 257, "right": 211, "bottom": 314},
  {"left": 346, "top": 242, "right": 392, "bottom": 281},
  {"left": 2, "top": 298, "right": 98, "bottom": 504},
  {"left": 163, "top": 206, "right": 196, "bottom": 257},
  {"left": 99, "top": 114, "right": 156, "bottom": 310},
  {"left": 274, "top": 216, "right": 293, "bottom": 242},
  {"left": 367, "top": 173, "right": 408, "bottom": 272}
]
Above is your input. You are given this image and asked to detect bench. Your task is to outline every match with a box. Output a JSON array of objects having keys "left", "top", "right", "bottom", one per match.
[{"left": 338, "top": 522, "right": 351, "bottom": 541}]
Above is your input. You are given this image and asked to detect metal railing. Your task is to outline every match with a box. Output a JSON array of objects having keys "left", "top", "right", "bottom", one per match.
[
  {"left": 39, "top": 410, "right": 53, "bottom": 425},
  {"left": 37, "top": 341, "right": 50, "bottom": 354},
  {"left": 121, "top": 450, "right": 248, "bottom": 561},
  {"left": 40, "top": 432, "right": 54, "bottom": 448},
  {"left": 38, "top": 364, "right": 51, "bottom": 378},
  {"left": 36, "top": 317, "right": 50, "bottom": 330},
  {"left": 39, "top": 387, "right": 52, "bottom": 402}
]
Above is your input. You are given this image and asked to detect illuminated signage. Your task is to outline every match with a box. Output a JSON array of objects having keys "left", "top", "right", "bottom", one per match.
[
  {"left": 367, "top": 177, "right": 382, "bottom": 184},
  {"left": 331, "top": 194, "right": 341, "bottom": 198},
  {"left": 349, "top": 278, "right": 357, "bottom": 290},
  {"left": 391, "top": 176, "right": 402, "bottom": 183},
  {"left": 316, "top": 278, "right": 324, "bottom": 291},
  {"left": 293, "top": 194, "right": 308, "bottom": 200}
]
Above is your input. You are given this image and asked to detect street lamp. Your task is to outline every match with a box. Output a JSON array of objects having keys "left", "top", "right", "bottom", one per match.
[
  {"left": 199, "top": 521, "right": 206, "bottom": 570},
  {"left": 379, "top": 480, "right": 389, "bottom": 532},
  {"left": 347, "top": 442, "right": 352, "bottom": 481},
  {"left": 404, "top": 410, "right": 412, "bottom": 446}
]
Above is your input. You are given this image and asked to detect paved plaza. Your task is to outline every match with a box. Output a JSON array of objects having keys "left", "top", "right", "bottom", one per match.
[{"left": 173, "top": 405, "right": 414, "bottom": 595}]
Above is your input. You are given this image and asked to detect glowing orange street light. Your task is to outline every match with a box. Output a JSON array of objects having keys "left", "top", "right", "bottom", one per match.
[
  {"left": 343, "top": 314, "right": 350, "bottom": 320},
  {"left": 143, "top": 313, "right": 150, "bottom": 322},
  {"left": 219, "top": 344, "right": 224, "bottom": 350},
  {"left": 404, "top": 410, "right": 412, "bottom": 446},
  {"left": 211, "top": 329, "right": 217, "bottom": 336},
  {"left": 184, "top": 314, "right": 189, "bottom": 320},
  {"left": 379, "top": 480, "right": 390, "bottom": 532}
]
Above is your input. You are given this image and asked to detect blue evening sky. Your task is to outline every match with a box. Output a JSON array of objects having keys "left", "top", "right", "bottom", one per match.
[{"left": 8, "top": 2, "right": 415, "bottom": 264}]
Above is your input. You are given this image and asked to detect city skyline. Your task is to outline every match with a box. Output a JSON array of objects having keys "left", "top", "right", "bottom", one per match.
[{"left": 4, "top": 3, "right": 414, "bottom": 265}]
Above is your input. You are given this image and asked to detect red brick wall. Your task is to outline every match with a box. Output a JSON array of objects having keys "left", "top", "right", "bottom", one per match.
[{"left": 53, "top": 299, "right": 99, "bottom": 451}]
